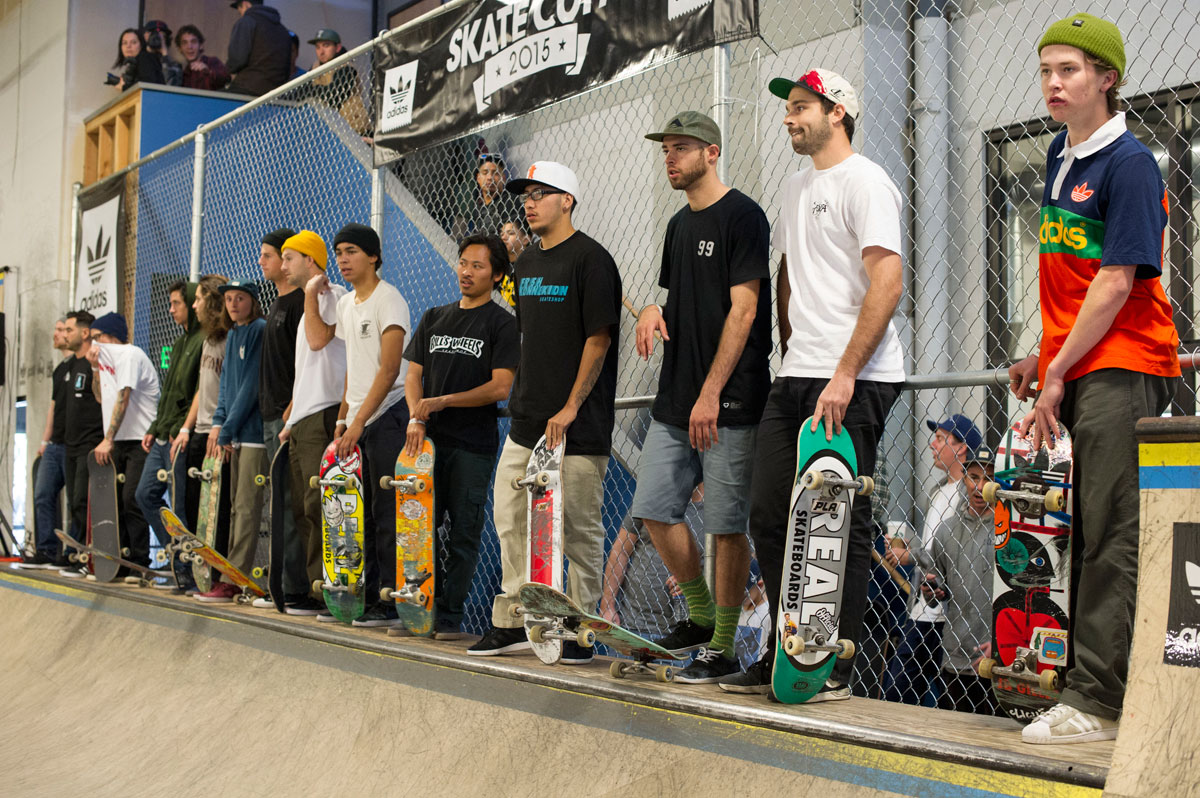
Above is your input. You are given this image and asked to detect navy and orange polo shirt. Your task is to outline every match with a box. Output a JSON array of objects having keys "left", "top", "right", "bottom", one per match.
[{"left": 1038, "top": 112, "right": 1180, "bottom": 383}]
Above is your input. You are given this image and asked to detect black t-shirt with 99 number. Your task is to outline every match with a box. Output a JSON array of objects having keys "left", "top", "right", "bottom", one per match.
[
  {"left": 651, "top": 188, "right": 772, "bottom": 429},
  {"left": 509, "top": 231, "right": 622, "bottom": 457}
]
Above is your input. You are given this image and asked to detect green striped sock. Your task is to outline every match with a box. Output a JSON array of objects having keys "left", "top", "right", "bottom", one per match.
[
  {"left": 679, "top": 575, "right": 715, "bottom": 627},
  {"left": 710, "top": 604, "right": 742, "bottom": 658}
]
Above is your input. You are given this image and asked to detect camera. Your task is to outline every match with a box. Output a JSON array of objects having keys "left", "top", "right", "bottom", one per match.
[
  {"left": 104, "top": 58, "right": 137, "bottom": 87},
  {"left": 104, "top": 73, "right": 120, "bottom": 86}
]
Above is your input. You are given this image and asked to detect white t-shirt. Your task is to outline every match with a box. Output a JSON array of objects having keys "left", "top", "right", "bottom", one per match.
[
  {"left": 335, "top": 280, "right": 410, "bottom": 427},
  {"left": 289, "top": 283, "right": 348, "bottom": 427},
  {"left": 773, "top": 153, "right": 906, "bottom": 382},
  {"left": 909, "top": 478, "right": 962, "bottom": 623},
  {"left": 95, "top": 342, "right": 161, "bottom": 441}
]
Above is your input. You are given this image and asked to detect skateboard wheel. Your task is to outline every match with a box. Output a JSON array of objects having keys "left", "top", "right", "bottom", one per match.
[
  {"left": 509, "top": 604, "right": 525, "bottom": 619},
  {"left": 252, "top": 567, "right": 265, "bottom": 579},
  {"left": 312, "top": 579, "right": 325, "bottom": 594},
  {"left": 609, "top": 661, "right": 627, "bottom": 679},
  {"left": 982, "top": 482, "right": 999, "bottom": 504},
  {"left": 254, "top": 474, "right": 266, "bottom": 486},
  {"left": 784, "top": 635, "right": 806, "bottom": 656},
  {"left": 187, "top": 467, "right": 200, "bottom": 478},
  {"left": 381, "top": 588, "right": 394, "bottom": 602},
  {"left": 121, "top": 547, "right": 131, "bottom": 557},
  {"left": 856, "top": 476, "right": 874, "bottom": 496},
  {"left": 412, "top": 478, "right": 427, "bottom": 493},
  {"left": 379, "top": 475, "right": 394, "bottom": 490},
  {"left": 528, "top": 624, "right": 546, "bottom": 644},
  {"left": 116, "top": 473, "right": 126, "bottom": 483},
  {"left": 1044, "top": 489, "right": 1065, "bottom": 513},
  {"left": 837, "top": 639, "right": 856, "bottom": 660},
  {"left": 202, "top": 470, "right": 213, "bottom": 481},
  {"left": 977, "top": 657, "right": 996, "bottom": 680},
  {"left": 510, "top": 476, "right": 523, "bottom": 491},
  {"left": 655, "top": 665, "right": 673, "bottom": 683},
  {"left": 309, "top": 475, "right": 320, "bottom": 489},
  {"left": 534, "top": 471, "right": 551, "bottom": 487},
  {"left": 801, "top": 470, "right": 824, "bottom": 491},
  {"left": 576, "top": 628, "right": 596, "bottom": 648},
  {"left": 1039, "top": 669, "right": 1060, "bottom": 692},
  {"left": 156, "top": 469, "right": 169, "bottom": 482}
]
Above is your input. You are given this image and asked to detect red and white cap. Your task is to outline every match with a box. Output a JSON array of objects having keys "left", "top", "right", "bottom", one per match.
[
  {"left": 506, "top": 161, "right": 581, "bottom": 201},
  {"left": 768, "top": 68, "right": 860, "bottom": 120}
]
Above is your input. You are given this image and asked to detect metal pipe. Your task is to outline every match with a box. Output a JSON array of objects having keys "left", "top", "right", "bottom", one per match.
[
  {"left": 712, "top": 44, "right": 730, "bottom": 184},
  {"left": 370, "top": 167, "right": 385, "bottom": 236},
  {"left": 188, "top": 131, "right": 206, "bottom": 282},
  {"left": 67, "top": 182, "right": 82, "bottom": 308}
]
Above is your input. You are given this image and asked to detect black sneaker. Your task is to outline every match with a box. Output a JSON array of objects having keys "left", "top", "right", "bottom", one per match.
[
  {"left": 560, "top": 641, "right": 594, "bottom": 665},
  {"left": 718, "top": 656, "right": 773, "bottom": 694},
  {"left": 51, "top": 553, "right": 72, "bottom": 570},
  {"left": 467, "top": 626, "right": 530, "bottom": 656},
  {"left": 654, "top": 619, "right": 714, "bottom": 654},
  {"left": 433, "top": 618, "right": 464, "bottom": 641},
  {"left": 16, "top": 552, "right": 55, "bottom": 569},
  {"left": 352, "top": 604, "right": 401, "bottom": 628},
  {"left": 675, "top": 648, "right": 740, "bottom": 684},
  {"left": 285, "top": 597, "right": 325, "bottom": 616}
]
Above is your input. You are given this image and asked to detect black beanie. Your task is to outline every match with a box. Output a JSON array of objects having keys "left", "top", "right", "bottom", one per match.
[
  {"left": 262, "top": 228, "right": 297, "bottom": 252},
  {"left": 334, "top": 223, "right": 381, "bottom": 258}
]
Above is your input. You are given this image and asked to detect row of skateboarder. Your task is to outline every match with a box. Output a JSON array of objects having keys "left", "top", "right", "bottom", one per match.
[{"left": 21, "top": 11, "right": 1180, "bottom": 746}]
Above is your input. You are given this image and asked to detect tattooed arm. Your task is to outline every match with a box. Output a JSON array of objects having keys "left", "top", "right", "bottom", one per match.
[{"left": 93, "top": 387, "right": 130, "bottom": 465}]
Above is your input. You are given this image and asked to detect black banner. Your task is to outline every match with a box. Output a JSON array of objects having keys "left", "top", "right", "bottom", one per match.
[
  {"left": 373, "top": 0, "right": 758, "bottom": 161},
  {"left": 75, "top": 175, "right": 126, "bottom": 318},
  {"left": 1164, "top": 522, "right": 1200, "bottom": 668}
]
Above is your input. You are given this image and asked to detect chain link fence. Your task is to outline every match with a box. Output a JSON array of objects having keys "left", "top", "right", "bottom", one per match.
[{"left": 74, "top": 0, "right": 1199, "bottom": 717}]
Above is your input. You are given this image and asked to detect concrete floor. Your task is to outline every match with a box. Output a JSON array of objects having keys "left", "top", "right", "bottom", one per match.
[{"left": 0, "top": 569, "right": 1109, "bottom": 797}]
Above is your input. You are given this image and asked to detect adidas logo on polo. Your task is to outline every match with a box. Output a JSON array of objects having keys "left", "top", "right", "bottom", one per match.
[{"left": 1070, "top": 182, "right": 1094, "bottom": 202}]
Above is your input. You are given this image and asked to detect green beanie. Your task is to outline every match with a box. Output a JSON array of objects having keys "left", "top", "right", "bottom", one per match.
[{"left": 1038, "top": 13, "right": 1125, "bottom": 80}]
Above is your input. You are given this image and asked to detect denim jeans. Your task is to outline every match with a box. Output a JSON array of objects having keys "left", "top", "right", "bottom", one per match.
[
  {"left": 33, "top": 443, "right": 68, "bottom": 556},
  {"left": 135, "top": 440, "right": 172, "bottom": 548}
]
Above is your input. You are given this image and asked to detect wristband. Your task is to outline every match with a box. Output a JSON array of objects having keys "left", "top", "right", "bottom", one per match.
[
  {"left": 408, "top": 420, "right": 425, "bottom": 426},
  {"left": 41, "top": 440, "right": 50, "bottom": 446},
  {"left": 178, "top": 428, "right": 191, "bottom": 436},
  {"left": 336, "top": 419, "right": 347, "bottom": 427}
]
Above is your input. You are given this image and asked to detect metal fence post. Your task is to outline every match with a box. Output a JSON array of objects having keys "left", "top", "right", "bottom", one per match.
[
  {"left": 188, "top": 131, "right": 207, "bottom": 282},
  {"left": 67, "top": 182, "right": 82, "bottom": 309},
  {"left": 370, "top": 166, "right": 385, "bottom": 237}
]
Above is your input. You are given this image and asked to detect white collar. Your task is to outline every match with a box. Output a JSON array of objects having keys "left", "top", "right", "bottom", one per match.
[{"left": 1051, "top": 112, "right": 1127, "bottom": 201}]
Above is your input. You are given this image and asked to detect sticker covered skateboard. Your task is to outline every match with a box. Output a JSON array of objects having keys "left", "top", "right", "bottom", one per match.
[
  {"left": 311, "top": 443, "right": 366, "bottom": 623},
  {"left": 511, "top": 435, "right": 565, "bottom": 664},
  {"left": 380, "top": 439, "right": 435, "bottom": 636},
  {"left": 187, "top": 455, "right": 223, "bottom": 593}
]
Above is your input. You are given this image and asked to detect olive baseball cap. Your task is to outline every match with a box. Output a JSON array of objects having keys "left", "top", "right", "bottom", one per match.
[
  {"left": 308, "top": 28, "right": 341, "bottom": 45},
  {"left": 644, "top": 111, "right": 722, "bottom": 148}
]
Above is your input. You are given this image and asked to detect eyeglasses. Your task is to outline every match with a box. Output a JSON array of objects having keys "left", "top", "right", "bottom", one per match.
[{"left": 520, "top": 188, "right": 564, "bottom": 203}]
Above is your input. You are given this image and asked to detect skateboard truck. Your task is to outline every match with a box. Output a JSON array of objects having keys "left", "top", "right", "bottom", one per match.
[
  {"left": 380, "top": 572, "right": 432, "bottom": 606},
  {"left": 511, "top": 471, "right": 551, "bottom": 491},
  {"left": 981, "top": 482, "right": 1065, "bottom": 515},
  {"left": 609, "top": 659, "right": 675, "bottom": 683},
  {"left": 310, "top": 474, "right": 363, "bottom": 491},
  {"left": 312, "top": 578, "right": 363, "bottom": 596},
  {"left": 977, "top": 647, "right": 1060, "bottom": 692},
  {"left": 188, "top": 467, "right": 215, "bottom": 481},
  {"left": 508, "top": 604, "right": 597, "bottom": 647},
  {"left": 801, "top": 470, "right": 874, "bottom": 496},
  {"left": 783, "top": 629, "right": 857, "bottom": 660},
  {"left": 379, "top": 475, "right": 427, "bottom": 494}
]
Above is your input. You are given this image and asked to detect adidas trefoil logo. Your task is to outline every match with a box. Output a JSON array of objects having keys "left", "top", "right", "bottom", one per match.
[
  {"left": 86, "top": 226, "right": 111, "bottom": 286},
  {"left": 1187, "top": 560, "right": 1200, "bottom": 606},
  {"left": 1070, "top": 182, "right": 1094, "bottom": 203}
]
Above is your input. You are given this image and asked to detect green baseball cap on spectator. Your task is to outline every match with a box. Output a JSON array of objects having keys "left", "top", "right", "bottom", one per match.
[{"left": 308, "top": 29, "right": 341, "bottom": 45}]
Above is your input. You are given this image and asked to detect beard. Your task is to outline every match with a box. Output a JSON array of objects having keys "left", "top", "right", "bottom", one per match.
[
  {"left": 790, "top": 116, "right": 834, "bottom": 156},
  {"left": 667, "top": 157, "right": 708, "bottom": 191}
]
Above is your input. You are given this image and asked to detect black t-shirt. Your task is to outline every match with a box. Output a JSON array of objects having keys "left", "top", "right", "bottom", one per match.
[
  {"left": 403, "top": 300, "right": 520, "bottom": 454},
  {"left": 259, "top": 288, "right": 304, "bottom": 422},
  {"left": 63, "top": 355, "right": 103, "bottom": 455},
  {"left": 49, "top": 357, "right": 72, "bottom": 445},
  {"left": 651, "top": 189, "right": 772, "bottom": 429},
  {"left": 509, "top": 231, "right": 622, "bottom": 456}
]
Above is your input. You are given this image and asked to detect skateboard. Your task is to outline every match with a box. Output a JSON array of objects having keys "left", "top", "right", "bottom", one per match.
[
  {"left": 254, "top": 441, "right": 290, "bottom": 611},
  {"left": 155, "top": 447, "right": 189, "bottom": 516},
  {"left": 55, "top": 529, "right": 173, "bottom": 588},
  {"left": 978, "top": 421, "right": 1073, "bottom": 723},
  {"left": 159, "top": 508, "right": 265, "bottom": 601},
  {"left": 187, "top": 455, "right": 223, "bottom": 594},
  {"left": 379, "top": 439, "right": 435, "bottom": 636},
  {"left": 86, "top": 452, "right": 126, "bottom": 583},
  {"left": 771, "top": 418, "right": 870, "bottom": 703},
  {"left": 311, "top": 442, "right": 366, "bottom": 623},
  {"left": 517, "top": 582, "right": 686, "bottom": 681},
  {"left": 510, "top": 435, "right": 565, "bottom": 664}
]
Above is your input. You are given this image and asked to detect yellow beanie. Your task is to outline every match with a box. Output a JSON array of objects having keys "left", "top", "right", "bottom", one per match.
[{"left": 282, "top": 230, "right": 328, "bottom": 270}]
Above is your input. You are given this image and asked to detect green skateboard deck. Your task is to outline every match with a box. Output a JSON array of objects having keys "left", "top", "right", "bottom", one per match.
[
  {"left": 380, "top": 439, "right": 435, "bottom": 636},
  {"left": 187, "top": 455, "right": 223, "bottom": 593},
  {"left": 312, "top": 442, "right": 366, "bottom": 623},
  {"left": 771, "top": 418, "right": 867, "bottom": 703}
]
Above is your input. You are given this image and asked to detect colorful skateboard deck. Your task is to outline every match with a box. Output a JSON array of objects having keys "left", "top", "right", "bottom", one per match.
[
  {"left": 518, "top": 582, "right": 686, "bottom": 681},
  {"left": 56, "top": 529, "right": 173, "bottom": 588},
  {"left": 86, "top": 452, "right": 125, "bottom": 583},
  {"left": 188, "top": 455, "right": 223, "bottom": 593},
  {"left": 380, "top": 439, "right": 435, "bottom": 636},
  {"left": 254, "top": 442, "right": 290, "bottom": 611},
  {"left": 159, "top": 508, "right": 265, "bottom": 600},
  {"left": 312, "top": 443, "right": 366, "bottom": 623},
  {"left": 512, "top": 435, "right": 565, "bottom": 664},
  {"left": 771, "top": 418, "right": 867, "bottom": 703},
  {"left": 979, "top": 421, "right": 1073, "bottom": 723}
]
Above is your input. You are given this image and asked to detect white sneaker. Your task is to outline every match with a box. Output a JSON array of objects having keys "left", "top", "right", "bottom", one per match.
[
  {"left": 251, "top": 596, "right": 274, "bottom": 609},
  {"left": 1021, "top": 702, "right": 1118, "bottom": 744}
]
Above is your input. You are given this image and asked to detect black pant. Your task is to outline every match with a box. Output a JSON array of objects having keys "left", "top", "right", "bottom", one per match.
[
  {"left": 432, "top": 444, "right": 496, "bottom": 624},
  {"left": 64, "top": 447, "right": 99, "bottom": 546},
  {"left": 111, "top": 440, "right": 150, "bottom": 566},
  {"left": 359, "top": 402, "right": 409, "bottom": 605},
  {"left": 748, "top": 376, "right": 900, "bottom": 683}
]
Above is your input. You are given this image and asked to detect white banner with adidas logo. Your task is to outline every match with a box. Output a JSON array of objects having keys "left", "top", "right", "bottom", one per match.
[{"left": 75, "top": 178, "right": 125, "bottom": 318}]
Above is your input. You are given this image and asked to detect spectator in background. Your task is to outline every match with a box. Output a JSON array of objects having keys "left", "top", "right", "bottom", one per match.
[
  {"left": 176, "top": 25, "right": 231, "bottom": 92},
  {"left": 111, "top": 27, "right": 163, "bottom": 91},
  {"left": 142, "top": 20, "right": 182, "bottom": 86},
  {"left": 227, "top": 0, "right": 291, "bottom": 97},
  {"left": 288, "top": 32, "right": 306, "bottom": 81},
  {"left": 452, "top": 156, "right": 523, "bottom": 242},
  {"left": 304, "top": 29, "right": 370, "bottom": 136},
  {"left": 493, "top": 218, "right": 529, "bottom": 312}
]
